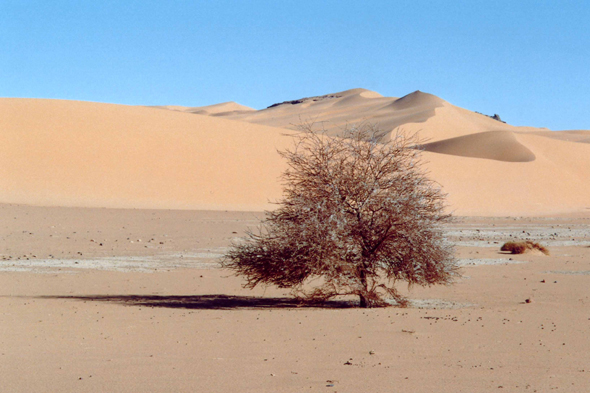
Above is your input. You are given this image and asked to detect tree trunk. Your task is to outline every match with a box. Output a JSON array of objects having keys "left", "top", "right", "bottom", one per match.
[
  {"left": 359, "top": 293, "right": 368, "bottom": 308},
  {"left": 359, "top": 268, "right": 369, "bottom": 308}
]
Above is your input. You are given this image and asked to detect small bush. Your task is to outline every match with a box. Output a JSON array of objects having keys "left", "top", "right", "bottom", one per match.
[{"left": 501, "top": 241, "right": 549, "bottom": 255}]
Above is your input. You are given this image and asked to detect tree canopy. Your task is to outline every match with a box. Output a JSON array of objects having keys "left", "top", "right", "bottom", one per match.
[{"left": 222, "top": 124, "right": 458, "bottom": 307}]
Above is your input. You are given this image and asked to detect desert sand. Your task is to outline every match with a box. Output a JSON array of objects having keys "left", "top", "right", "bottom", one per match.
[
  {"left": 2, "top": 90, "right": 589, "bottom": 216},
  {"left": 2, "top": 89, "right": 590, "bottom": 392},
  {"left": 1, "top": 205, "right": 590, "bottom": 392}
]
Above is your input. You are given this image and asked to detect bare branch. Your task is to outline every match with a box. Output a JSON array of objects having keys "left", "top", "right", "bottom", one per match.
[{"left": 222, "top": 123, "right": 458, "bottom": 308}]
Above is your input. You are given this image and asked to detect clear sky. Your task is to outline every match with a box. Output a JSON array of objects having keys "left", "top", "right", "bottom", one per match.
[{"left": 1, "top": 0, "right": 589, "bottom": 130}]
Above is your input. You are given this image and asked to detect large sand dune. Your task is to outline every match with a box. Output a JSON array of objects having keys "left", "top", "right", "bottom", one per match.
[
  {"left": 1, "top": 90, "right": 589, "bottom": 216},
  {"left": 201, "top": 88, "right": 517, "bottom": 142},
  {"left": 2, "top": 91, "right": 590, "bottom": 393},
  {"left": 422, "top": 134, "right": 590, "bottom": 216},
  {"left": 0, "top": 99, "right": 288, "bottom": 211}
]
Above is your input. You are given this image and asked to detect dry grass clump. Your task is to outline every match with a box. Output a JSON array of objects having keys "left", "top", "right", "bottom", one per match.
[{"left": 501, "top": 241, "right": 550, "bottom": 255}]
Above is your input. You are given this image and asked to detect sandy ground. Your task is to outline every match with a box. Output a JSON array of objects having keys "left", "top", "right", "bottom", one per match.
[
  {"left": 2, "top": 204, "right": 590, "bottom": 392},
  {"left": 2, "top": 89, "right": 589, "bottom": 392}
]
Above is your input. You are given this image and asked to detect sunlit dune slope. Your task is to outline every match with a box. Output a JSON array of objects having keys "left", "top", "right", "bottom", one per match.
[
  {"left": 0, "top": 98, "right": 288, "bottom": 210},
  {"left": 148, "top": 101, "right": 255, "bottom": 116},
  {"left": 424, "top": 133, "right": 590, "bottom": 216},
  {"left": 185, "top": 102, "right": 255, "bottom": 116},
  {"left": 214, "top": 89, "right": 453, "bottom": 139},
  {"left": 2, "top": 92, "right": 590, "bottom": 216},
  {"left": 195, "top": 88, "right": 523, "bottom": 142},
  {"left": 194, "top": 87, "right": 589, "bottom": 215},
  {"left": 525, "top": 130, "right": 590, "bottom": 144}
]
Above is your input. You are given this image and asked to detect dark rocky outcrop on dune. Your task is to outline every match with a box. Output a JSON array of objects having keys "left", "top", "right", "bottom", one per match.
[
  {"left": 475, "top": 111, "right": 506, "bottom": 123},
  {"left": 266, "top": 93, "right": 344, "bottom": 108}
]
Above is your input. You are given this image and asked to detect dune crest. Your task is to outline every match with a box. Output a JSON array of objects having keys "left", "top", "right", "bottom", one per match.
[
  {"left": 388, "top": 90, "right": 445, "bottom": 111},
  {"left": 148, "top": 101, "right": 255, "bottom": 116},
  {"left": 524, "top": 130, "right": 590, "bottom": 144},
  {"left": 173, "top": 88, "right": 520, "bottom": 144},
  {"left": 421, "top": 130, "right": 536, "bottom": 162},
  {"left": 204, "top": 88, "right": 448, "bottom": 137},
  {"left": 187, "top": 101, "right": 255, "bottom": 116}
]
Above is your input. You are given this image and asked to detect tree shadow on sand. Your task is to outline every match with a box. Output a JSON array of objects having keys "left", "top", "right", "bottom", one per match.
[{"left": 38, "top": 294, "right": 356, "bottom": 310}]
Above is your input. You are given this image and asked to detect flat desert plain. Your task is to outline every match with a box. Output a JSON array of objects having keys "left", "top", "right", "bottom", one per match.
[{"left": 1, "top": 89, "right": 590, "bottom": 392}]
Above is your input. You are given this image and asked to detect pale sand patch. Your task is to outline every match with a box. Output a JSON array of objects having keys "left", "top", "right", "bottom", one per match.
[
  {"left": 0, "top": 251, "right": 225, "bottom": 273},
  {"left": 0, "top": 256, "right": 525, "bottom": 274},
  {"left": 547, "top": 270, "right": 590, "bottom": 276},
  {"left": 456, "top": 258, "right": 526, "bottom": 266},
  {"left": 406, "top": 298, "right": 475, "bottom": 309}
]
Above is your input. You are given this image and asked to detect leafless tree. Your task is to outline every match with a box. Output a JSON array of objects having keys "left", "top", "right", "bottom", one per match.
[{"left": 222, "top": 123, "right": 458, "bottom": 308}]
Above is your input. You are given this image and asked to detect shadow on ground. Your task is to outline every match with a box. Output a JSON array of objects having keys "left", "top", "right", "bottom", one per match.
[{"left": 37, "top": 294, "right": 356, "bottom": 310}]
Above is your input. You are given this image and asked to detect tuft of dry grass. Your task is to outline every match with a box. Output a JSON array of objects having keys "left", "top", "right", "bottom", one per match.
[{"left": 501, "top": 241, "right": 550, "bottom": 255}]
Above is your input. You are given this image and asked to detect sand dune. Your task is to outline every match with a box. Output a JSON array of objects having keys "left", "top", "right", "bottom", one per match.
[
  {"left": 423, "top": 133, "right": 590, "bottom": 216},
  {"left": 421, "top": 130, "right": 536, "bottom": 162},
  {"left": 194, "top": 88, "right": 519, "bottom": 142},
  {"left": 386, "top": 89, "right": 444, "bottom": 110},
  {"left": 212, "top": 89, "right": 453, "bottom": 139},
  {"left": 185, "top": 101, "right": 255, "bottom": 116},
  {"left": 3, "top": 89, "right": 589, "bottom": 393},
  {"left": 148, "top": 101, "right": 255, "bottom": 116},
  {"left": 0, "top": 98, "right": 288, "bottom": 211},
  {"left": 1, "top": 90, "right": 589, "bottom": 216},
  {"left": 525, "top": 129, "right": 590, "bottom": 144}
]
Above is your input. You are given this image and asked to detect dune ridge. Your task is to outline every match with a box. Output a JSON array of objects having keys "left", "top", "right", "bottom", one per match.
[
  {"left": 525, "top": 130, "right": 590, "bottom": 144},
  {"left": 148, "top": 101, "right": 255, "bottom": 116},
  {"left": 420, "top": 130, "right": 536, "bottom": 162},
  {"left": 423, "top": 132, "right": 590, "bottom": 216},
  {"left": 2, "top": 89, "right": 590, "bottom": 216},
  {"left": 210, "top": 89, "right": 451, "bottom": 138}
]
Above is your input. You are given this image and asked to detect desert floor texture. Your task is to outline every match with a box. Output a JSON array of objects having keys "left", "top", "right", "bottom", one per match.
[
  {"left": 1, "top": 205, "right": 589, "bottom": 392},
  {"left": 1, "top": 89, "right": 590, "bottom": 392}
]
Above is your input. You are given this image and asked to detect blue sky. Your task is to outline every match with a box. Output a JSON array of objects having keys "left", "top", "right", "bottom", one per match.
[{"left": 1, "top": 0, "right": 589, "bottom": 130}]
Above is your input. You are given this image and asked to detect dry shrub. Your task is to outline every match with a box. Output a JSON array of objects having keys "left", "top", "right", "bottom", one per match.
[
  {"left": 501, "top": 241, "right": 550, "bottom": 255},
  {"left": 222, "top": 123, "right": 458, "bottom": 308}
]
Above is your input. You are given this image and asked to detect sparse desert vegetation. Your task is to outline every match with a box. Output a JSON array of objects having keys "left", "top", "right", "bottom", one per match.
[
  {"left": 2, "top": 207, "right": 590, "bottom": 393},
  {"left": 501, "top": 240, "right": 550, "bottom": 255},
  {"left": 3, "top": 1, "right": 590, "bottom": 391},
  {"left": 223, "top": 124, "right": 457, "bottom": 308}
]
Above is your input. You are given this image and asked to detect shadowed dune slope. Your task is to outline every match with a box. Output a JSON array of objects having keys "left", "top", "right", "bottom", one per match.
[
  {"left": 213, "top": 89, "right": 452, "bottom": 138},
  {"left": 423, "top": 132, "right": 590, "bottom": 216},
  {"left": 0, "top": 98, "right": 288, "bottom": 210},
  {"left": 421, "top": 130, "right": 536, "bottom": 162},
  {"left": 178, "top": 88, "right": 523, "bottom": 143}
]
